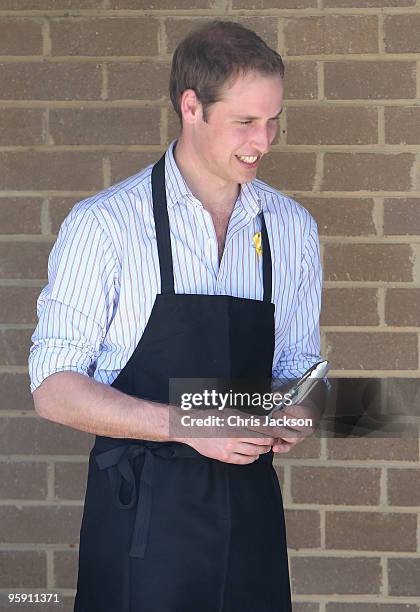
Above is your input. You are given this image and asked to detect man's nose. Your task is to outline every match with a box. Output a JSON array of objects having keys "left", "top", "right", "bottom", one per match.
[{"left": 251, "top": 126, "right": 272, "bottom": 155}]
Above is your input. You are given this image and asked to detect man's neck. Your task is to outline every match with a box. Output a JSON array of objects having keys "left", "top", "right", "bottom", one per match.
[{"left": 173, "top": 137, "right": 240, "bottom": 216}]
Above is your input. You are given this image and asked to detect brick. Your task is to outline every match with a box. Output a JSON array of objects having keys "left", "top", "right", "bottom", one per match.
[
  {"left": 0, "top": 151, "right": 103, "bottom": 191},
  {"left": 0, "top": 551, "right": 46, "bottom": 588},
  {"left": 0, "top": 108, "right": 44, "bottom": 146},
  {"left": 285, "top": 510, "right": 321, "bottom": 549},
  {"left": 324, "top": 244, "right": 414, "bottom": 282},
  {"left": 384, "top": 198, "right": 420, "bottom": 235},
  {"left": 0, "top": 242, "right": 52, "bottom": 280},
  {"left": 388, "top": 469, "right": 420, "bottom": 506},
  {"left": 299, "top": 198, "right": 376, "bottom": 236},
  {"left": 273, "top": 465, "right": 284, "bottom": 488},
  {"left": 325, "top": 332, "right": 418, "bottom": 370},
  {"left": 327, "top": 437, "right": 419, "bottom": 461},
  {"left": 287, "top": 106, "right": 377, "bottom": 145},
  {"left": 386, "top": 289, "right": 420, "bottom": 326},
  {"left": 325, "top": 62, "right": 416, "bottom": 100},
  {"left": 111, "top": 0, "right": 212, "bottom": 7},
  {"left": 165, "top": 18, "right": 220, "bottom": 55},
  {"left": 49, "top": 107, "right": 160, "bottom": 145},
  {"left": 0, "top": 286, "right": 41, "bottom": 325},
  {"left": 108, "top": 61, "right": 170, "bottom": 100},
  {"left": 0, "top": 198, "right": 43, "bottom": 233},
  {"left": 50, "top": 18, "right": 158, "bottom": 57},
  {"left": 0, "top": 417, "right": 93, "bottom": 455},
  {"left": 166, "top": 17, "right": 278, "bottom": 55},
  {"left": 388, "top": 558, "right": 420, "bottom": 596},
  {"left": 0, "top": 373, "right": 34, "bottom": 411},
  {"left": 327, "top": 605, "right": 419, "bottom": 612},
  {"left": 384, "top": 15, "right": 420, "bottom": 54},
  {"left": 285, "top": 16, "right": 378, "bottom": 56},
  {"left": 168, "top": 106, "right": 182, "bottom": 143},
  {"left": 323, "top": 153, "right": 414, "bottom": 191},
  {"left": 292, "top": 466, "right": 380, "bottom": 505},
  {"left": 321, "top": 288, "right": 379, "bottom": 327},
  {"left": 50, "top": 17, "right": 159, "bottom": 56},
  {"left": 54, "top": 550, "right": 78, "bottom": 589},
  {"left": 109, "top": 151, "right": 163, "bottom": 183},
  {"left": 0, "top": 462, "right": 47, "bottom": 499},
  {"left": 385, "top": 107, "right": 420, "bottom": 145},
  {"left": 0, "top": 0, "right": 101, "bottom": 7},
  {"left": 55, "top": 461, "right": 88, "bottom": 500},
  {"left": 49, "top": 197, "right": 77, "bottom": 234},
  {"left": 326, "top": 0, "right": 414, "bottom": 4},
  {"left": 0, "top": 329, "right": 33, "bottom": 366},
  {"left": 0, "top": 19, "right": 42, "bottom": 55},
  {"left": 293, "top": 605, "right": 319, "bottom": 612},
  {"left": 283, "top": 61, "right": 318, "bottom": 100},
  {"left": 291, "top": 556, "right": 381, "bottom": 595},
  {"left": 326, "top": 511, "right": 417, "bottom": 551},
  {"left": 0, "top": 505, "right": 82, "bottom": 544},
  {"left": 385, "top": 378, "right": 420, "bottom": 417},
  {"left": 279, "top": 433, "right": 321, "bottom": 459},
  {"left": 0, "top": 62, "right": 102, "bottom": 101},
  {"left": 259, "top": 152, "right": 316, "bottom": 191},
  {"left": 326, "top": 377, "right": 385, "bottom": 434},
  {"left": 233, "top": 0, "right": 316, "bottom": 6}
]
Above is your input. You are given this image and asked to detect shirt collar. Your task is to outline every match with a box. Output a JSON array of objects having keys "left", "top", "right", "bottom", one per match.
[{"left": 164, "top": 139, "right": 262, "bottom": 216}]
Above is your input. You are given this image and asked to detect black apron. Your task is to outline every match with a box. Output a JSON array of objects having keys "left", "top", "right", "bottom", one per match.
[{"left": 74, "top": 152, "right": 292, "bottom": 612}]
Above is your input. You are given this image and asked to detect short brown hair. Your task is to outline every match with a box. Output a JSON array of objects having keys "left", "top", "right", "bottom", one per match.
[{"left": 169, "top": 20, "right": 285, "bottom": 125}]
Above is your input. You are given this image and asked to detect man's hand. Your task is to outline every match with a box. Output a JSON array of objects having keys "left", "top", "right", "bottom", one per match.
[
  {"left": 248, "top": 399, "right": 323, "bottom": 453},
  {"left": 173, "top": 406, "right": 276, "bottom": 464},
  {"left": 185, "top": 436, "right": 276, "bottom": 465}
]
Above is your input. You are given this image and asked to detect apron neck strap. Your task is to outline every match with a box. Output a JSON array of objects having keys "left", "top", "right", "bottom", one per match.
[
  {"left": 151, "top": 152, "right": 273, "bottom": 303},
  {"left": 151, "top": 153, "right": 175, "bottom": 295},
  {"left": 260, "top": 212, "right": 272, "bottom": 304}
]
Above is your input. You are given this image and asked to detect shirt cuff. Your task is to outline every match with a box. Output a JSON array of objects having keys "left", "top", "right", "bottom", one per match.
[{"left": 28, "top": 341, "right": 93, "bottom": 393}]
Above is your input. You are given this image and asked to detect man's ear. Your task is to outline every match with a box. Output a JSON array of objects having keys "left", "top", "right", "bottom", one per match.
[{"left": 180, "top": 89, "right": 203, "bottom": 125}]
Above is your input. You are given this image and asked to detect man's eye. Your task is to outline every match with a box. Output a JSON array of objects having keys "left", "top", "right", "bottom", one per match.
[{"left": 238, "top": 121, "right": 252, "bottom": 125}]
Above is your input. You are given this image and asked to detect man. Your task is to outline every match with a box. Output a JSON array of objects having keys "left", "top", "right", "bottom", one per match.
[{"left": 29, "top": 20, "right": 324, "bottom": 612}]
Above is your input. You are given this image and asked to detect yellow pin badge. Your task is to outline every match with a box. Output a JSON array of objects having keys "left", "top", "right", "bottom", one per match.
[{"left": 252, "top": 231, "right": 263, "bottom": 257}]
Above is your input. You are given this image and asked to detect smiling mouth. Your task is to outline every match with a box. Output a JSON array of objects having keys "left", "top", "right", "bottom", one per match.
[{"left": 236, "top": 154, "right": 260, "bottom": 164}]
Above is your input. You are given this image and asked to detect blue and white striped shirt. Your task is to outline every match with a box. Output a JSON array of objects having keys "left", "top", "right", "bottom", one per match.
[{"left": 28, "top": 139, "right": 323, "bottom": 394}]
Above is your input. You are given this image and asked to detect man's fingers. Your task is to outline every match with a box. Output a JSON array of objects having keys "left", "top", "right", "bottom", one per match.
[{"left": 272, "top": 437, "right": 301, "bottom": 453}]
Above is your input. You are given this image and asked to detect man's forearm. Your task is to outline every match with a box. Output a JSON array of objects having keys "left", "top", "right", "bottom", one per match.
[{"left": 32, "top": 370, "right": 180, "bottom": 441}]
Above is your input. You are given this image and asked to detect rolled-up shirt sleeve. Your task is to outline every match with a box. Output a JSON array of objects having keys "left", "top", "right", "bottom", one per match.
[
  {"left": 272, "top": 216, "right": 326, "bottom": 388},
  {"left": 28, "top": 207, "right": 118, "bottom": 393}
]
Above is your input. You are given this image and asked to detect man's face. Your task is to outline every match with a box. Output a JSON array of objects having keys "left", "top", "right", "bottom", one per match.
[{"left": 186, "top": 71, "right": 284, "bottom": 186}]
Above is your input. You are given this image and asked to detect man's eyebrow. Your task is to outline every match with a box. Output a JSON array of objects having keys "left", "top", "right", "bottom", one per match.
[{"left": 232, "top": 108, "right": 283, "bottom": 120}]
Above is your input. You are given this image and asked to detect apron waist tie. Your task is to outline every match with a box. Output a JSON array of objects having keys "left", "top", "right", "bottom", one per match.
[{"left": 94, "top": 441, "right": 200, "bottom": 559}]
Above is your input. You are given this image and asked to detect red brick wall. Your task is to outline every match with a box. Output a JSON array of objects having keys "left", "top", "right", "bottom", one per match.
[{"left": 0, "top": 1, "right": 419, "bottom": 610}]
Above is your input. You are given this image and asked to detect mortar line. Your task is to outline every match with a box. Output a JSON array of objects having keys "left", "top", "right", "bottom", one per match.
[
  {"left": 372, "top": 196, "right": 383, "bottom": 237},
  {"left": 46, "top": 549, "right": 54, "bottom": 589},
  {"left": 317, "top": 60, "right": 324, "bottom": 101},
  {"left": 160, "top": 106, "right": 168, "bottom": 148},
  {"left": 380, "top": 556, "right": 388, "bottom": 597},
  {"left": 46, "top": 459, "right": 55, "bottom": 501},
  {"left": 378, "top": 11, "right": 385, "bottom": 56},
  {"left": 40, "top": 197, "right": 51, "bottom": 235},
  {"left": 377, "top": 286, "right": 385, "bottom": 327},
  {"left": 417, "top": 60, "right": 420, "bottom": 101},
  {"left": 379, "top": 465, "right": 387, "bottom": 506},
  {"left": 278, "top": 16, "right": 285, "bottom": 56},
  {"left": 417, "top": 510, "right": 420, "bottom": 552},
  {"left": 378, "top": 105, "right": 385, "bottom": 145},
  {"left": 103, "top": 156, "right": 111, "bottom": 189},
  {"left": 101, "top": 63, "right": 108, "bottom": 101},
  {"left": 42, "top": 18, "right": 51, "bottom": 57}
]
